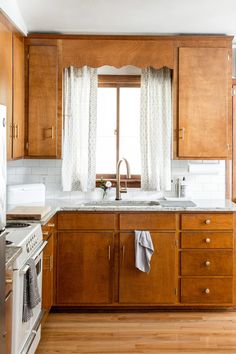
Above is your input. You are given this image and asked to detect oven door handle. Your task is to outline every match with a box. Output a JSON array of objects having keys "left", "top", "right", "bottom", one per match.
[{"left": 20, "top": 240, "right": 48, "bottom": 275}]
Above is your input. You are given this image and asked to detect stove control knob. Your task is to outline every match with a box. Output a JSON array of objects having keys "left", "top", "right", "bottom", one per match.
[{"left": 26, "top": 244, "right": 30, "bottom": 252}]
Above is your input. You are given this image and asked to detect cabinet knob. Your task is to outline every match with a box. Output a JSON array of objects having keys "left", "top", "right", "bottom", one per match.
[
  {"left": 204, "top": 219, "right": 211, "bottom": 225},
  {"left": 204, "top": 288, "right": 210, "bottom": 294},
  {"left": 205, "top": 260, "right": 211, "bottom": 267},
  {"left": 205, "top": 238, "right": 211, "bottom": 243}
]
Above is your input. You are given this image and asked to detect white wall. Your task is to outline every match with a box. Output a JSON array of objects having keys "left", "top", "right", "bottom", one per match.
[
  {"left": 7, "top": 159, "right": 226, "bottom": 201},
  {"left": 0, "top": 0, "right": 27, "bottom": 35}
]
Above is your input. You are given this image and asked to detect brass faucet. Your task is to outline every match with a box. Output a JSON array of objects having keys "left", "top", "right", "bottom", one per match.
[{"left": 116, "top": 158, "right": 131, "bottom": 200}]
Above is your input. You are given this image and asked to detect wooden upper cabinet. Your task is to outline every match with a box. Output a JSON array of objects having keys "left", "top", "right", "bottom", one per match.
[
  {"left": 119, "top": 232, "right": 176, "bottom": 304},
  {"left": 13, "top": 34, "right": 24, "bottom": 159},
  {"left": 178, "top": 47, "right": 230, "bottom": 158},
  {"left": 28, "top": 45, "right": 58, "bottom": 157},
  {"left": 0, "top": 22, "right": 12, "bottom": 160}
]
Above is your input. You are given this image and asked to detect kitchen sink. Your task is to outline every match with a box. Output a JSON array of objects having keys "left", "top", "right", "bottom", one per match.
[
  {"left": 159, "top": 200, "right": 197, "bottom": 208},
  {"left": 75, "top": 199, "right": 197, "bottom": 208},
  {"left": 79, "top": 200, "right": 161, "bottom": 207}
]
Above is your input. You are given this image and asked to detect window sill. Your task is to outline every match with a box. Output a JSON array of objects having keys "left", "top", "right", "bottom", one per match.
[{"left": 96, "top": 175, "right": 141, "bottom": 188}]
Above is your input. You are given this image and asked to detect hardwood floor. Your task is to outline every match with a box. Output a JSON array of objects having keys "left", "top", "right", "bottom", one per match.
[{"left": 36, "top": 311, "right": 236, "bottom": 353}]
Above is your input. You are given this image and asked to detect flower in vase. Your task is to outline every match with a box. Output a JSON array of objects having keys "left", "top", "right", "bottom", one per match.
[{"left": 98, "top": 178, "right": 112, "bottom": 199}]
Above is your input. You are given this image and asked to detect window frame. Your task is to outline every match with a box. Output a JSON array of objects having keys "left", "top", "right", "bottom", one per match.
[{"left": 96, "top": 75, "right": 141, "bottom": 188}]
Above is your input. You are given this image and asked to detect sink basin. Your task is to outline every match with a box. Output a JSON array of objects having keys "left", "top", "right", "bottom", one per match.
[
  {"left": 159, "top": 200, "right": 197, "bottom": 208},
  {"left": 80, "top": 200, "right": 160, "bottom": 207}
]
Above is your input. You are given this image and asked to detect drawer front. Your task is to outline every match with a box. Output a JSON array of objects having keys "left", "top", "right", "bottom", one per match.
[
  {"left": 58, "top": 213, "right": 115, "bottom": 230},
  {"left": 181, "top": 278, "right": 233, "bottom": 304},
  {"left": 120, "top": 213, "right": 176, "bottom": 230},
  {"left": 181, "top": 250, "right": 233, "bottom": 276},
  {"left": 181, "top": 213, "right": 233, "bottom": 230},
  {"left": 181, "top": 232, "right": 233, "bottom": 249}
]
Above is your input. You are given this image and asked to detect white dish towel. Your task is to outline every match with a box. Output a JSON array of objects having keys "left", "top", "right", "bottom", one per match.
[{"left": 135, "top": 230, "right": 154, "bottom": 273}]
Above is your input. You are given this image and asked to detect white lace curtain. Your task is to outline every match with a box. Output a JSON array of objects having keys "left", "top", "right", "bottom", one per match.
[
  {"left": 140, "top": 67, "right": 172, "bottom": 191},
  {"left": 62, "top": 66, "right": 98, "bottom": 192}
]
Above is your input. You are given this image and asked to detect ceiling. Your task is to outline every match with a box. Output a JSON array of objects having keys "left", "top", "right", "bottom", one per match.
[{"left": 16, "top": 0, "right": 236, "bottom": 39}]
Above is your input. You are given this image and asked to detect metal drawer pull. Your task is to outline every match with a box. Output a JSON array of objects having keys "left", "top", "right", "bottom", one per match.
[
  {"left": 108, "top": 245, "right": 111, "bottom": 261},
  {"left": 205, "top": 260, "right": 211, "bottom": 267},
  {"left": 205, "top": 219, "right": 211, "bottom": 225},
  {"left": 205, "top": 238, "right": 211, "bottom": 243},
  {"left": 47, "top": 223, "right": 55, "bottom": 228},
  {"left": 5, "top": 278, "right": 13, "bottom": 284},
  {"left": 5, "top": 291, "right": 12, "bottom": 302},
  {"left": 15, "top": 124, "right": 19, "bottom": 138},
  {"left": 122, "top": 245, "right": 125, "bottom": 262},
  {"left": 204, "top": 288, "right": 210, "bottom": 294},
  {"left": 179, "top": 127, "right": 185, "bottom": 140},
  {"left": 43, "top": 231, "right": 50, "bottom": 237}
]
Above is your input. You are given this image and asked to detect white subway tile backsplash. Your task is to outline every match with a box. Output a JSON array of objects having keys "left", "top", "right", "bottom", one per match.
[
  {"left": 31, "top": 167, "right": 48, "bottom": 175},
  {"left": 39, "top": 159, "right": 57, "bottom": 167},
  {"left": 23, "top": 159, "right": 40, "bottom": 167},
  {"left": 7, "top": 158, "right": 226, "bottom": 200},
  {"left": 15, "top": 167, "right": 31, "bottom": 175},
  {"left": 47, "top": 167, "right": 61, "bottom": 175}
]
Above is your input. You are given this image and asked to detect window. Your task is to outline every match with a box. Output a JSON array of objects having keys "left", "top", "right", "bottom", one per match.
[{"left": 96, "top": 75, "right": 141, "bottom": 187}]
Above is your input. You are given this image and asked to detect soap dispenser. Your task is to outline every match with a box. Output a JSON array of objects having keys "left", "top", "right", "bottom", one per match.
[{"left": 180, "top": 177, "right": 188, "bottom": 198}]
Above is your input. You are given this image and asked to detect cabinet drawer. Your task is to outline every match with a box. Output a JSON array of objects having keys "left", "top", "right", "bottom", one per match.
[
  {"left": 181, "top": 278, "right": 233, "bottom": 304},
  {"left": 181, "top": 213, "right": 233, "bottom": 230},
  {"left": 181, "top": 250, "right": 233, "bottom": 276},
  {"left": 120, "top": 213, "right": 176, "bottom": 230},
  {"left": 181, "top": 232, "right": 233, "bottom": 249},
  {"left": 58, "top": 213, "right": 115, "bottom": 230}
]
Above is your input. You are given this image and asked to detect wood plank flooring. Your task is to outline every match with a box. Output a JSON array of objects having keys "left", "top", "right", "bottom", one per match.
[{"left": 36, "top": 311, "right": 236, "bottom": 353}]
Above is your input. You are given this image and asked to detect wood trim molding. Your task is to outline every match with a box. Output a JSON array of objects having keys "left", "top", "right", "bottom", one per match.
[
  {"left": 61, "top": 38, "right": 175, "bottom": 69},
  {"left": 27, "top": 33, "right": 234, "bottom": 41},
  {"left": 98, "top": 75, "right": 141, "bottom": 87}
]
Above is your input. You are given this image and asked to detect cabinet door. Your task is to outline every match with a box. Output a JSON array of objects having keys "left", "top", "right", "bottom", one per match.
[
  {"left": 42, "top": 233, "right": 54, "bottom": 313},
  {"left": 0, "top": 22, "right": 12, "bottom": 160},
  {"left": 119, "top": 232, "right": 176, "bottom": 304},
  {"left": 178, "top": 47, "right": 229, "bottom": 158},
  {"left": 57, "top": 232, "right": 113, "bottom": 305},
  {"left": 28, "top": 45, "right": 58, "bottom": 157},
  {"left": 13, "top": 34, "right": 24, "bottom": 158}
]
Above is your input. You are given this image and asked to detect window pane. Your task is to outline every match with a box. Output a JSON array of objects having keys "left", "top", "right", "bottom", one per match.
[
  {"left": 120, "top": 88, "right": 141, "bottom": 175},
  {"left": 96, "top": 88, "right": 117, "bottom": 174}
]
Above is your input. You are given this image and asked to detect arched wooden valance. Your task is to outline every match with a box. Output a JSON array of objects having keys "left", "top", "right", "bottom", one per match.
[{"left": 61, "top": 39, "right": 174, "bottom": 69}]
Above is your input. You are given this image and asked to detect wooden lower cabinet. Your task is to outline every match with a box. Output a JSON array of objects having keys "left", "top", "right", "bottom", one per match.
[
  {"left": 119, "top": 232, "right": 176, "bottom": 304},
  {"left": 55, "top": 212, "right": 235, "bottom": 308},
  {"left": 42, "top": 216, "right": 57, "bottom": 322},
  {"left": 57, "top": 232, "right": 114, "bottom": 305},
  {"left": 42, "top": 233, "right": 54, "bottom": 315}
]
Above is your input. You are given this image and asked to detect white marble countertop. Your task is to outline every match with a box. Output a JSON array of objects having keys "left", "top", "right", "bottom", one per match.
[{"left": 7, "top": 199, "right": 236, "bottom": 225}]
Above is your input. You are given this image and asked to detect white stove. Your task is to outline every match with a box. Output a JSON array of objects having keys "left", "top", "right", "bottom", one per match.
[
  {"left": 6, "top": 222, "right": 46, "bottom": 354},
  {"left": 6, "top": 223, "right": 43, "bottom": 269}
]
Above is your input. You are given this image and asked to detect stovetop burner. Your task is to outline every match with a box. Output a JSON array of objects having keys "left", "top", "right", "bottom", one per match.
[{"left": 6, "top": 222, "right": 31, "bottom": 228}]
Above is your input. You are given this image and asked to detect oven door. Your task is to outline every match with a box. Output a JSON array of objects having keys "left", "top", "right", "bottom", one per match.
[{"left": 11, "top": 241, "right": 47, "bottom": 354}]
